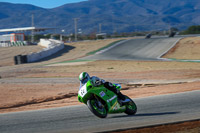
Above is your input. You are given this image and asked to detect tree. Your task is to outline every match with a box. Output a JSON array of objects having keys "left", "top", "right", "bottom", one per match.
[{"left": 184, "top": 25, "right": 200, "bottom": 34}]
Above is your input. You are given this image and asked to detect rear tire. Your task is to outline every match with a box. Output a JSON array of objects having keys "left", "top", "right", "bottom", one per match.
[
  {"left": 87, "top": 98, "right": 107, "bottom": 118},
  {"left": 124, "top": 96, "right": 137, "bottom": 115}
]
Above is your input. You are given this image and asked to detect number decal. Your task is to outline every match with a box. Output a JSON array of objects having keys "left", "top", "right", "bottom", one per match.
[{"left": 78, "top": 84, "right": 87, "bottom": 98}]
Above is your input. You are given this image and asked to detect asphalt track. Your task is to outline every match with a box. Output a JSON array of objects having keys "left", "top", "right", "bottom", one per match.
[
  {"left": 0, "top": 91, "right": 199, "bottom": 133},
  {"left": 82, "top": 37, "right": 181, "bottom": 60}
]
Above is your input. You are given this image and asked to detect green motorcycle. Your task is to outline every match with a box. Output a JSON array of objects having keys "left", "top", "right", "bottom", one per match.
[{"left": 78, "top": 80, "right": 137, "bottom": 118}]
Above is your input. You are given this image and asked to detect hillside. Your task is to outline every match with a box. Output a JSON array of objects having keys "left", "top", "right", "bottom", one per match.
[{"left": 0, "top": 0, "right": 200, "bottom": 33}]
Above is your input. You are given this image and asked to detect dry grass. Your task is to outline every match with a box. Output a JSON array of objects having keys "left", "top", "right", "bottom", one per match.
[
  {"left": 0, "top": 45, "right": 44, "bottom": 66},
  {"left": 163, "top": 37, "right": 200, "bottom": 60}
]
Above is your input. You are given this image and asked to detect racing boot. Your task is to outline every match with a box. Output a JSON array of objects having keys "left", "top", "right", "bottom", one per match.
[{"left": 116, "top": 91, "right": 130, "bottom": 106}]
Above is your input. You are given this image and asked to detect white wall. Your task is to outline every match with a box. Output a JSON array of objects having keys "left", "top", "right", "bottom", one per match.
[
  {"left": 38, "top": 39, "right": 51, "bottom": 48},
  {"left": 27, "top": 39, "right": 64, "bottom": 63}
]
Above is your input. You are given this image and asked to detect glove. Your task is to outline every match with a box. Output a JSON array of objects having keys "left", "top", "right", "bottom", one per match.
[{"left": 91, "top": 76, "right": 102, "bottom": 86}]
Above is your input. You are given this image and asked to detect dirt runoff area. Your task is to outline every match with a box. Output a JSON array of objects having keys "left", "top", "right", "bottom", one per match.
[{"left": 0, "top": 37, "right": 200, "bottom": 132}]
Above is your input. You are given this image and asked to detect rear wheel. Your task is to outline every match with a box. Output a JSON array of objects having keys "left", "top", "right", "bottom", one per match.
[
  {"left": 87, "top": 98, "right": 107, "bottom": 118},
  {"left": 124, "top": 96, "right": 137, "bottom": 115}
]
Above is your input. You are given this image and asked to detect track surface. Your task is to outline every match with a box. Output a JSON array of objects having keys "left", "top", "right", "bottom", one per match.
[
  {"left": 82, "top": 37, "right": 181, "bottom": 60},
  {"left": 0, "top": 91, "right": 200, "bottom": 133}
]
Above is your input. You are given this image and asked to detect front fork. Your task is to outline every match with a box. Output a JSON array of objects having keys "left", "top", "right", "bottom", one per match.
[{"left": 94, "top": 95, "right": 106, "bottom": 110}]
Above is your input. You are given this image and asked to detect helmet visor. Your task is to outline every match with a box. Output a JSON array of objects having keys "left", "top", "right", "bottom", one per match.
[{"left": 81, "top": 77, "right": 88, "bottom": 84}]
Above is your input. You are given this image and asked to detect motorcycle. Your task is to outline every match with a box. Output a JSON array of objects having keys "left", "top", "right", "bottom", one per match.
[{"left": 78, "top": 79, "right": 137, "bottom": 118}]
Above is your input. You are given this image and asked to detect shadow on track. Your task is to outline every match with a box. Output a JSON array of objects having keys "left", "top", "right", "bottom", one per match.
[{"left": 110, "top": 112, "right": 180, "bottom": 118}]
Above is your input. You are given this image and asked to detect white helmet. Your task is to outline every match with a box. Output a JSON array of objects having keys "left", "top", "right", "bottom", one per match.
[{"left": 79, "top": 72, "right": 90, "bottom": 84}]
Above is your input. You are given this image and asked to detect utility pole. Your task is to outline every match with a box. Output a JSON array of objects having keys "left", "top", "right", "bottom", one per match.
[
  {"left": 99, "top": 23, "right": 102, "bottom": 34},
  {"left": 31, "top": 14, "right": 34, "bottom": 43},
  {"left": 112, "top": 12, "right": 115, "bottom": 34},
  {"left": 74, "top": 18, "right": 79, "bottom": 41}
]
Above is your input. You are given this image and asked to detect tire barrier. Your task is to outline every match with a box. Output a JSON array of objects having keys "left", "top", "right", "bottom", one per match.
[
  {"left": 14, "top": 55, "right": 27, "bottom": 65},
  {"left": 12, "top": 41, "right": 27, "bottom": 46},
  {"left": 0, "top": 41, "right": 27, "bottom": 47}
]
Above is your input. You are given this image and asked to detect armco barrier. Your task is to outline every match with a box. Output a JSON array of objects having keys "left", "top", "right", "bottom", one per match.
[{"left": 26, "top": 39, "right": 64, "bottom": 63}]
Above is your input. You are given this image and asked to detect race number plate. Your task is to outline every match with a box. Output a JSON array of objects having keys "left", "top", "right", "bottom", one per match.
[{"left": 78, "top": 84, "right": 87, "bottom": 98}]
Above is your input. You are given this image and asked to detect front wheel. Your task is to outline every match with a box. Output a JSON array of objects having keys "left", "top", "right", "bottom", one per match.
[
  {"left": 87, "top": 98, "right": 107, "bottom": 118},
  {"left": 124, "top": 96, "right": 137, "bottom": 115}
]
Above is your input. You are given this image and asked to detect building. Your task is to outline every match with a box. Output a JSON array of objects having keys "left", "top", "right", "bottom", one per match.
[
  {"left": 0, "top": 33, "right": 26, "bottom": 47},
  {"left": 0, "top": 27, "right": 54, "bottom": 47}
]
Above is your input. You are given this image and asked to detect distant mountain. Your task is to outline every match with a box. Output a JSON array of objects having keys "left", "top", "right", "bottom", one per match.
[{"left": 0, "top": 0, "right": 200, "bottom": 34}]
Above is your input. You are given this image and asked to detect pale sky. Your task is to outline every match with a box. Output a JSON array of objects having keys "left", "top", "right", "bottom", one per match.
[{"left": 0, "top": 0, "right": 87, "bottom": 8}]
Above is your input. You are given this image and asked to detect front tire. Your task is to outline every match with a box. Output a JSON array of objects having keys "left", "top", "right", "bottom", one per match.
[
  {"left": 124, "top": 96, "right": 137, "bottom": 115},
  {"left": 87, "top": 98, "right": 107, "bottom": 118}
]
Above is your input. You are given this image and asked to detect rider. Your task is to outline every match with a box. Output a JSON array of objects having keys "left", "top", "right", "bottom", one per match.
[{"left": 79, "top": 72, "right": 130, "bottom": 105}]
